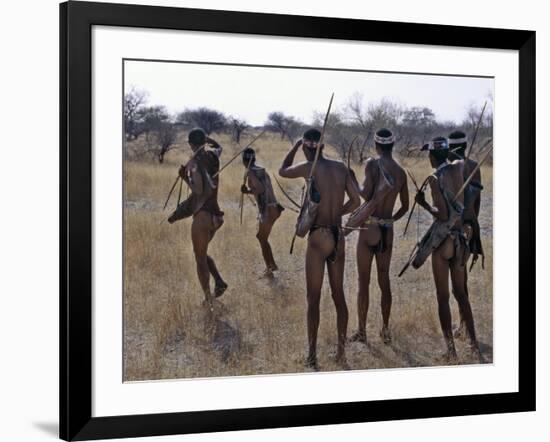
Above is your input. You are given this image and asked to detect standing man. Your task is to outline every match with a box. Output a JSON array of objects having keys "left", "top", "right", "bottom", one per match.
[
  {"left": 349, "top": 128, "right": 409, "bottom": 345},
  {"left": 240, "top": 147, "right": 285, "bottom": 277},
  {"left": 168, "top": 128, "right": 228, "bottom": 304},
  {"left": 415, "top": 136, "right": 481, "bottom": 360},
  {"left": 279, "top": 128, "right": 361, "bottom": 369},
  {"left": 448, "top": 130, "right": 485, "bottom": 338}
]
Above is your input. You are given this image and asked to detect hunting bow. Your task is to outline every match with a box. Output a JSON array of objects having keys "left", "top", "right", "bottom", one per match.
[
  {"left": 347, "top": 135, "right": 358, "bottom": 170},
  {"left": 273, "top": 174, "right": 301, "bottom": 209},
  {"left": 402, "top": 172, "right": 430, "bottom": 237},
  {"left": 162, "top": 144, "right": 206, "bottom": 211}
]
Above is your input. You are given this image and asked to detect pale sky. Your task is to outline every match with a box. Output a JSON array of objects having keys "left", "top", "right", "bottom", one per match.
[{"left": 124, "top": 60, "right": 493, "bottom": 126}]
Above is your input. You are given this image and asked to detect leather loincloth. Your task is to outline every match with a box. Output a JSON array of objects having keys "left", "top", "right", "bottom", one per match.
[
  {"left": 363, "top": 216, "right": 394, "bottom": 253},
  {"left": 309, "top": 224, "right": 341, "bottom": 263}
]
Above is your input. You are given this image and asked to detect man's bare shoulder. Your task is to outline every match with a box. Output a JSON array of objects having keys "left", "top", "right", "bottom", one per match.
[
  {"left": 363, "top": 157, "right": 378, "bottom": 172},
  {"left": 251, "top": 165, "right": 265, "bottom": 173},
  {"left": 441, "top": 162, "right": 464, "bottom": 185},
  {"left": 325, "top": 157, "right": 347, "bottom": 169},
  {"left": 391, "top": 159, "right": 407, "bottom": 178}
]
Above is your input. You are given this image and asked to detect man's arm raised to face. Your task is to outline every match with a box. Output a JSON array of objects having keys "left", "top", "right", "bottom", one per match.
[
  {"left": 278, "top": 140, "right": 310, "bottom": 179},
  {"left": 392, "top": 174, "right": 410, "bottom": 221},
  {"left": 206, "top": 136, "right": 223, "bottom": 157},
  {"left": 341, "top": 170, "right": 361, "bottom": 216},
  {"left": 360, "top": 158, "right": 377, "bottom": 201}
]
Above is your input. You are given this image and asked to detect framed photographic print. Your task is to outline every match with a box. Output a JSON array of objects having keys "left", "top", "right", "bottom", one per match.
[{"left": 60, "top": 1, "right": 536, "bottom": 440}]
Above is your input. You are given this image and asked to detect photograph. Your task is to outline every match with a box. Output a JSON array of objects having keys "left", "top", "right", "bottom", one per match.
[{"left": 122, "top": 59, "right": 494, "bottom": 381}]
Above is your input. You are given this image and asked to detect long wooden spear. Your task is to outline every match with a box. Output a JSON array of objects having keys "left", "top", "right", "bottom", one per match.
[
  {"left": 453, "top": 145, "right": 493, "bottom": 203},
  {"left": 239, "top": 157, "right": 253, "bottom": 225},
  {"left": 290, "top": 93, "right": 334, "bottom": 254},
  {"left": 162, "top": 175, "right": 181, "bottom": 210},
  {"left": 308, "top": 93, "right": 334, "bottom": 179},
  {"left": 466, "top": 101, "right": 487, "bottom": 160},
  {"left": 212, "top": 130, "right": 266, "bottom": 178}
]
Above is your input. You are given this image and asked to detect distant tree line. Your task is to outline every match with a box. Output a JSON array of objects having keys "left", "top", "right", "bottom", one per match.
[{"left": 124, "top": 88, "right": 492, "bottom": 163}]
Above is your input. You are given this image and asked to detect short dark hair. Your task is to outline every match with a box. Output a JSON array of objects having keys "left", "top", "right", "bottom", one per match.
[
  {"left": 448, "top": 130, "right": 467, "bottom": 153},
  {"left": 429, "top": 136, "right": 449, "bottom": 162},
  {"left": 188, "top": 128, "right": 206, "bottom": 146},
  {"left": 303, "top": 128, "right": 321, "bottom": 142},
  {"left": 242, "top": 147, "right": 255, "bottom": 161},
  {"left": 375, "top": 128, "right": 394, "bottom": 151}
]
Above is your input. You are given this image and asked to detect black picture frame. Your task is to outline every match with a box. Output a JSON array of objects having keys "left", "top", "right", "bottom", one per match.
[{"left": 60, "top": 1, "right": 536, "bottom": 440}]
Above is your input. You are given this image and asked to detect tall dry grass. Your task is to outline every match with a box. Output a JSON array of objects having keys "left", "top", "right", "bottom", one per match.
[{"left": 123, "top": 132, "right": 493, "bottom": 381}]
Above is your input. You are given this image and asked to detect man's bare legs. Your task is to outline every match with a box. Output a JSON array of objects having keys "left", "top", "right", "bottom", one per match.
[
  {"left": 351, "top": 231, "right": 374, "bottom": 344},
  {"left": 431, "top": 240, "right": 456, "bottom": 359},
  {"left": 351, "top": 225, "right": 394, "bottom": 344},
  {"left": 256, "top": 207, "right": 281, "bottom": 275},
  {"left": 375, "top": 228, "right": 393, "bottom": 343},
  {"left": 454, "top": 226, "right": 473, "bottom": 339},
  {"left": 453, "top": 264, "right": 469, "bottom": 339},
  {"left": 191, "top": 211, "right": 226, "bottom": 303},
  {"left": 327, "top": 236, "right": 348, "bottom": 362},
  {"left": 432, "top": 236, "right": 480, "bottom": 360},
  {"left": 304, "top": 228, "right": 342, "bottom": 369},
  {"left": 449, "top": 257, "right": 481, "bottom": 359}
]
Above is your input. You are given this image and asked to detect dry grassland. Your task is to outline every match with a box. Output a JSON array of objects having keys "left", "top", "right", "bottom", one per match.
[{"left": 123, "top": 132, "right": 493, "bottom": 381}]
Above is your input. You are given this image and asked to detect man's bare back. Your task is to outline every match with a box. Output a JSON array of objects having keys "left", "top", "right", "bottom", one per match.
[
  {"left": 350, "top": 129, "right": 409, "bottom": 344},
  {"left": 279, "top": 129, "right": 360, "bottom": 369},
  {"left": 362, "top": 157, "right": 408, "bottom": 219},
  {"left": 309, "top": 158, "right": 351, "bottom": 226}
]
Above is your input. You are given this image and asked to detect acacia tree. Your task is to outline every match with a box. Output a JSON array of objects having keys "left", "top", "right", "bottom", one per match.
[
  {"left": 155, "top": 121, "right": 178, "bottom": 163},
  {"left": 139, "top": 105, "right": 171, "bottom": 140},
  {"left": 124, "top": 88, "right": 148, "bottom": 141},
  {"left": 400, "top": 106, "right": 437, "bottom": 154},
  {"left": 345, "top": 96, "right": 404, "bottom": 160},
  {"left": 265, "top": 112, "right": 303, "bottom": 141},
  {"left": 177, "top": 107, "right": 227, "bottom": 135},
  {"left": 229, "top": 117, "right": 249, "bottom": 143},
  {"left": 312, "top": 111, "right": 358, "bottom": 160}
]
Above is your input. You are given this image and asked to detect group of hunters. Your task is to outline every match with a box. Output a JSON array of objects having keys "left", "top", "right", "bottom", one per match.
[{"left": 166, "top": 119, "right": 486, "bottom": 369}]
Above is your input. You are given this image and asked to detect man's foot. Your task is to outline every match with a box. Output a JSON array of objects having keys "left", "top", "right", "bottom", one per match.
[
  {"left": 453, "top": 323, "right": 466, "bottom": 340},
  {"left": 201, "top": 299, "right": 214, "bottom": 314},
  {"left": 469, "top": 343, "right": 485, "bottom": 363},
  {"left": 304, "top": 355, "right": 319, "bottom": 371},
  {"left": 440, "top": 341, "right": 458, "bottom": 363},
  {"left": 330, "top": 349, "right": 350, "bottom": 369},
  {"left": 380, "top": 326, "right": 392, "bottom": 344},
  {"left": 348, "top": 330, "right": 367, "bottom": 344},
  {"left": 214, "top": 281, "right": 228, "bottom": 298},
  {"left": 436, "top": 349, "right": 458, "bottom": 364},
  {"left": 260, "top": 268, "right": 274, "bottom": 279},
  {"left": 269, "top": 264, "right": 279, "bottom": 272}
]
